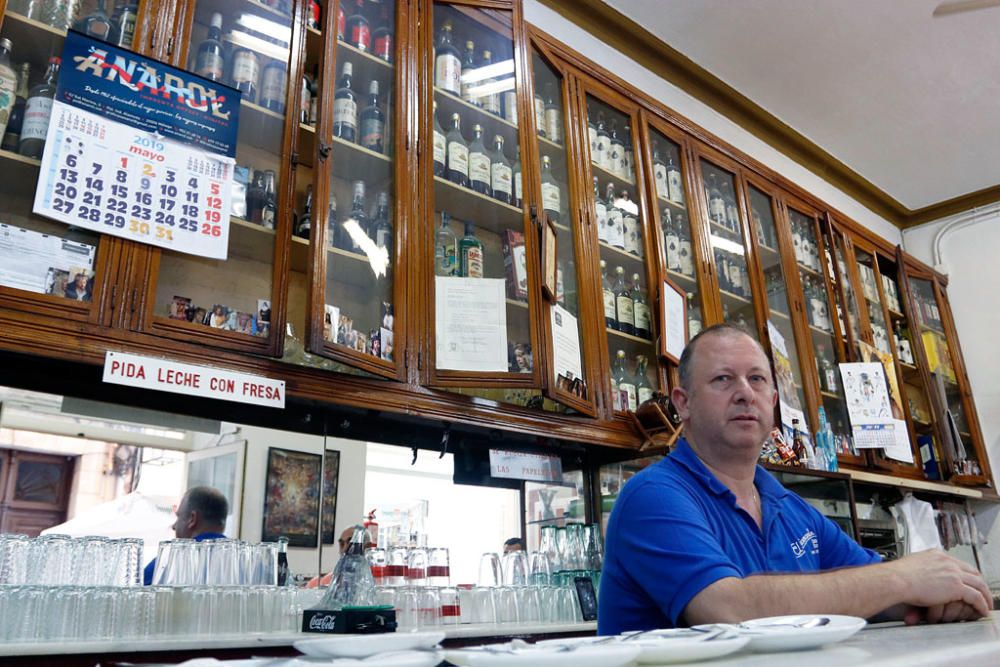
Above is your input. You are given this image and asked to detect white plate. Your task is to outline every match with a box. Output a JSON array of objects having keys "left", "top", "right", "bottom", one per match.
[
  {"left": 536, "top": 631, "right": 749, "bottom": 664},
  {"left": 708, "top": 614, "right": 867, "bottom": 652},
  {"left": 294, "top": 631, "right": 445, "bottom": 658},
  {"left": 317, "top": 650, "right": 444, "bottom": 667},
  {"left": 444, "top": 643, "right": 640, "bottom": 667}
]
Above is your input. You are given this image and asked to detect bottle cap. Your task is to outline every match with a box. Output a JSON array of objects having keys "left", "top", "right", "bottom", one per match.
[{"left": 342, "top": 61, "right": 353, "bottom": 76}]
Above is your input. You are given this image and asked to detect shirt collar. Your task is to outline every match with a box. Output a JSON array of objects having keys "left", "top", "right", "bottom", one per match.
[
  {"left": 194, "top": 532, "right": 227, "bottom": 541},
  {"left": 669, "top": 437, "right": 792, "bottom": 502}
]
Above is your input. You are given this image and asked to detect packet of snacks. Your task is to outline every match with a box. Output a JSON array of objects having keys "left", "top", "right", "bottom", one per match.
[{"left": 764, "top": 428, "right": 798, "bottom": 465}]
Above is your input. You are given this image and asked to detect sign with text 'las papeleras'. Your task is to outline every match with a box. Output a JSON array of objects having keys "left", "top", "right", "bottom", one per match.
[{"left": 33, "top": 31, "right": 241, "bottom": 260}]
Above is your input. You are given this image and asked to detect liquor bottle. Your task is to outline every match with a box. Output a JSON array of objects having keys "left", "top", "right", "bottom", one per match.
[
  {"left": 327, "top": 192, "right": 338, "bottom": 244},
  {"left": 345, "top": 0, "right": 371, "bottom": 51},
  {"left": 601, "top": 260, "right": 617, "bottom": 330},
  {"left": 277, "top": 537, "right": 290, "bottom": 586},
  {"left": 194, "top": 12, "right": 225, "bottom": 81},
  {"left": 708, "top": 174, "right": 726, "bottom": 226},
  {"left": 229, "top": 46, "right": 260, "bottom": 104},
  {"left": 459, "top": 222, "right": 484, "bottom": 278},
  {"left": 753, "top": 209, "right": 767, "bottom": 248},
  {"left": 687, "top": 293, "right": 702, "bottom": 337},
  {"left": 1, "top": 62, "right": 28, "bottom": 152},
  {"left": 300, "top": 70, "right": 313, "bottom": 124},
  {"left": 632, "top": 273, "right": 650, "bottom": 339},
  {"left": 333, "top": 62, "right": 358, "bottom": 142},
  {"left": 533, "top": 88, "right": 546, "bottom": 138},
  {"left": 372, "top": 191, "right": 392, "bottom": 255},
  {"left": 434, "top": 21, "right": 461, "bottom": 96},
  {"left": 622, "top": 126, "right": 634, "bottom": 176},
  {"left": 434, "top": 211, "right": 457, "bottom": 277},
  {"left": 587, "top": 112, "right": 598, "bottom": 155},
  {"left": 294, "top": 185, "right": 313, "bottom": 240},
  {"left": 594, "top": 177, "right": 608, "bottom": 244},
  {"left": 652, "top": 142, "right": 668, "bottom": 199},
  {"left": 337, "top": 2, "right": 346, "bottom": 40},
  {"left": 614, "top": 266, "right": 634, "bottom": 336},
  {"left": 260, "top": 60, "right": 287, "bottom": 114},
  {"left": 432, "top": 101, "right": 446, "bottom": 177},
  {"left": 460, "top": 41, "right": 478, "bottom": 106},
  {"left": 621, "top": 191, "right": 641, "bottom": 256},
  {"left": 343, "top": 180, "right": 368, "bottom": 252},
  {"left": 247, "top": 170, "right": 265, "bottom": 223},
  {"left": 19, "top": 56, "right": 60, "bottom": 159},
  {"left": 817, "top": 344, "right": 838, "bottom": 393},
  {"left": 729, "top": 252, "right": 744, "bottom": 296},
  {"left": 359, "top": 79, "right": 385, "bottom": 152},
  {"left": 792, "top": 219, "right": 804, "bottom": 265},
  {"left": 308, "top": 65, "right": 319, "bottom": 125},
  {"left": 722, "top": 182, "right": 739, "bottom": 232},
  {"left": 260, "top": 170, "right": 277, "bottom": 230},
  {"left": 540, "top": 155, "right": 561, "bottom": 223},
  {"left": 512, "top": 146, "right": 522, "bottom": 209},
  {"left": 490, "top": 135, "right": 512, "bottom": 205},
  {"left": 791, "top": 419, "right": 809, "bottom": 466},
  {"left": 74, "top": 0, "right": 112, "bottom": 42},
  {"left": 468, "top": 124, "right": 491, "bottom": 196},
  {"left": 605, "top": 184, "right": 624, "bottom": 249},
  {"left": 371, "top": 2, "right": 393, "bottom": 62},
  {"left": 308, "top": 0, "right": 322, "bottom": 30},
  {"left": 544, "top": 82, "right": 562, "bottom": 143},
  {"left": 445, "top": 112, "right": 469, "bottom": 187},
  {"left": 501, "top": 84, "right": 517, "bottom": 124},
  {"left": 594, "top": 113, "right": 609, "bottom": 169},
  {"left": 607, "top": 119, "right": 624, "bottom": 177},
  {"left": 480, "top": 50, "right": 501, "bottom": 116},
  {"left": 635, "top": 355, "right": 654, "bottom": 404},
  {"left": 109, "top": 1, "right": 138, "bottom": 48},
  {"left": 0, "top": 41, "right": 18, "bottom": 144},
  {"left": 677, "top": 214, "right": 694, "bottom": 277},
  {"left": 715, "top": 249, "right": 731, "bottom": 293},
  {"left": 613, "top": 350, "right": 637, "bottom": 412}
]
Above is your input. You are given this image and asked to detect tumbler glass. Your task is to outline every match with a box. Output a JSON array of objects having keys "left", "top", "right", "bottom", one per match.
[
  {"left": 478, "top": 552, "right": 501, "bottom": 587},
  {"left": 439, "top": 586, "right": 460, "bottom": 625},
  {"left": 428, "top": 547, "right": 450, "bottom": 586},
  {"left": 417, "top": 586, "right": 440, "bottom": 628},
  {"left": 501, "top": 550, "right": 528, "bottom": 586},
  {"left": 495, "top": 586, "right": 520, "bottom": 624},
  {"left": 470, "top": 586, "right": 497, "bottom": 624},
  {"left": 365, "top": 547, "right": 387, "bottom": 586},
  {"left": 406, "top": 547, "right": 428, "bottom": 586},
  {"left": 528, "top": 550, "right": 553, "bottom": 586},
  {"left": 386, "top": 545, "right": 408, "bottom": 587}
]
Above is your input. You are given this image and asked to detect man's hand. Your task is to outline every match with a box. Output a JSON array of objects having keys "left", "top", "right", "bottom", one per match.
[{"left": 886, "top": 550, "right": 993, "bottom": 621}]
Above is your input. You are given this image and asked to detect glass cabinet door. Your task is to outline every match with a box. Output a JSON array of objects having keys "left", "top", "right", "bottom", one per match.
[
  {"left": 427, "top": 2, "right": 542, "bottom": 391},
  {"left": 827, "top": 224, "right": 863, "bottom": 361},
  {"left": 748, "top": 186, "right": 807, "bottom": 425},
  {"left": 907, "top": 275, "right": 985, "bottom": 481},
  {"left": 149, "top": 0, "right": 297, "bottom": 353},
  {"left": 305, "top": 0, "right": 403, "bottom": 379},
  {"left": 853, "top": 246, "right": 893, "bottom": 359},
  {"left": 697, "top": 157, "right": 759, "bottom": 335},
  {"left": 0, "top": 2, "right": 145, "bottom": 323},
  {"left": 646, "top": 122, "right": 705, "bottom": 343},
  {"left": 530, "top": 44, "right": 596, "bottom": 415},
  {"left": 582, "top": 88, "right": 659, "bottom": 415}
]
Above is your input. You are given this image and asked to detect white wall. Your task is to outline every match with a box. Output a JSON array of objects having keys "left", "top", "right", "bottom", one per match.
[
  {"left": 902, "top": 210, "right": 1000, "bottom": 583},
  {"left": 523, "top": 0, "right": 903, "bottom": 246}
]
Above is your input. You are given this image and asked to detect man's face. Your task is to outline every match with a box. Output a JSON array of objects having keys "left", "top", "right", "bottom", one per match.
[
  {"left": 172, "top": 495, "right": 196, "bottom": 539},
  {"left": 671, "top": 332, "right": 776, "bottom": 456},
  {"left": 74, "top": 274, "right": 87, "bottom": 288}
]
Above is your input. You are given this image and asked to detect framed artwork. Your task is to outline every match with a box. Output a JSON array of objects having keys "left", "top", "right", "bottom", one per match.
[
  {"left": 321, "top": 449, "right": 342, "bottom": 545},
  {"left": 261, "top": 447, "right": 321, "bottom": 547},
  {"left": 541, "top": 218, "right": 558, "bottom": 302},
  {"left": 659, "top": 277, "right": 687, "bottom": 364}
]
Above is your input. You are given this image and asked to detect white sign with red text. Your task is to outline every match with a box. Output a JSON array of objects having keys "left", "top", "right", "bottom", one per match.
[
  {"left": 489, "top": 449, "right": 563, "bottom": 483},
  {"left": 103, "top": 351, "right": 284, "bottom": 408}
]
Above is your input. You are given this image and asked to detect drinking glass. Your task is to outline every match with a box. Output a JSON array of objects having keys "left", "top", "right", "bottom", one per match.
[
  {"left": 152, "top": 540, "right": 176, "bottom": 585},
  {"left": 395, "top": 586, "right": 420, "bottom": 630},
  {"left": 114, "top": 538, "right": 144, "bottom": 586},
  {"left": 516, "top": 585, "right": 541, "bottom": 623},
  {"left": 501, "top": 550, "right": 528, "bottom": 586},
  {"left": 417, "top": 586, "right": 440, "bottom": 628},
  {"left": 478, "top": 552, "right": 501, "bottom": 587},
  {"left": 538, "top": 586, "right": 558, "bottom": 624},
  {"left": 439, "top": 586, "right": 460, "bottom": 625},
  {"left": 386, "top": 545, "right": 408, "bottom": 587},
  {"left": 495, "top": 586, "right": 520, "bottom": 623},
  {"left": 31, "top": 534, "right": 72, "bottom": 585},
  {"left": 457, "top": 585, "right": 475, "bottom": 624},
  {"left": 528, "top": 550, "right": 553, "bottom": 586},
  {"left": 374, "top": 584, "right": 397, "bottom": 610},
  {"left": 75, "top": 536, "right": 112, "bottom": 586},
  {"left": 0, "top": 534, "right": 29, "bottom": 584},
  {"left": 470, "top": 586, "right": 497, "bottom": 625},
  {"left": 365, "top": 547, "right": 388, "bottom": 586},
  {"left": 406, "top": 547, "right": 428, "bottom": 586},
  {"left": 556, "top": 586, "right": 580, "bottom": 623},
  {"left": 428, "top": 547, "right": 450, "bottom": 586}
]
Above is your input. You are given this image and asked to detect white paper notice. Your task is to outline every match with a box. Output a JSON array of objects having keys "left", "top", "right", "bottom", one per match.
[
  {"left": 840, "top": 362, "right": 896, "bottom": 449},
  {"left": 550, "top": 304, "right": 583, "bottom": 383},
  {"left": 435, "top": 276, "right": 508, "bottom": 372},
  {"left": 767, "top": 320, "right": 807, "bottom": 432},
  {"left": 884, "top": 418, "right": 915, "bottom": 463},
  {"left": 0, "top": 223, "right": 96, "bottom": 294},
  {"left": 662, "top": 281, "right": 686, "bottom": 361}
]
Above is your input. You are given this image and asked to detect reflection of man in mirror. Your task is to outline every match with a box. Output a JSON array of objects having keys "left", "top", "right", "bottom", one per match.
[{"left": 64, "top": 272, "right": 93, "bottom": 301}]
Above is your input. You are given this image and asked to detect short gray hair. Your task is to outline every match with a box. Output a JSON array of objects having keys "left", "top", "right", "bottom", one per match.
[{"left": 678, "top": 323, "right": 770, "bottom": 391}]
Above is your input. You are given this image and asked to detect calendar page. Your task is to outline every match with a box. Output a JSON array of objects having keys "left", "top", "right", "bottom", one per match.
[{"left": 32, "top": 31, "right": 240, "bottom": 260}]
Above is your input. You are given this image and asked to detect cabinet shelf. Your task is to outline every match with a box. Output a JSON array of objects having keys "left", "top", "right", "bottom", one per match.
[
  {"left": 434, "top": 87, "right": 518, "bottom": 153},
  {"left": 1, "top": 11, "right": 66, "bottom": 69},
  {"left": 196, "top": 0, "right": 291, "bottom": 27},
  {"left": 598, "top": 241, "right": 644, "bottom": 265},
  {"left": 757, "top": 242, "right": 779, "bottom": 257},
  {"left": 719, "top": 289, "right": 752, "bottom": 306},
  {"left": 590, "top": 161, "right": 636, "bottom": 194},
  {"left": 808, "top": 323, "right": 834, "bottom": 337},
  {"left": 538, "top": 133, "right": 563, "bottom": 152},
  {"left": 434, "top": 176, "right": 523, "bottom": 235},
  {"left": 797, "top": 261, "right": 822, "bottom": 278},
  {"left": 820, "top": 389, "right": 842, "bottom": 400},
  {"left": 239, "top": 101, "right": 285, "bottom": 154},
  {"left": 606, "top": 327, "right": 653, "bottom": 345},
  {"left": 666, "top": 269, "right": 697, "bottom": 286},
  {"left": 656, "top": 194, "right": 687, "bottom": 213},
  {"left": 222, "top": 33, "right": 287, "bottom": 65},
  {"left": 769, "top": 307, "right": 790, "bottom": 321},
  {"left": 228, "top": 216, "right": 277, "bottom": 265},
  {"left": 506, "top": 298, "right": 529, "bottom": 310},
  {"left": 331, "top": 135, "right": 393, "bottom": 184},
  {"left": 708, "top": 219, "right": 741, "bottom": 239}
]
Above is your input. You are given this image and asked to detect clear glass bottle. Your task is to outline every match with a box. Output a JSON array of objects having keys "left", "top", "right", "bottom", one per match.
[
  {"left": 434, "top": 21, "right": 461, "bottom": 95},
  {"left": 540, "top": 155, "right": 561, "bottom": 223},
  {"left": 594, "top": 176, "right": 609, "bottom": 244},
  {"left": 0, "top": 39, "right": 17, "bottom": 143},
  {"left": 490, "top": 134, "right": 512, "bottom": 205},
  {"left": 607, "top": 119, "right": 624, "bottom": 177},
  {"left": 459, "top": 222, "right": 484, "bottom": 278},
  {"left": 333, "top": 61, "right": 358, "bottom": 142},
  {"left": 687, "top": 292, "right": 702, "bottom": 337},
  {"left": 594, "top": 112, "right": 609, "bottom": 169},
  {"left": 614, "top": 266, "right": 634, "bottom": 336},
  {"left": 193, "top": 12, "right": 225, "bottom": 82},
  {"left": 708, "top": 174, "right": 726, "bottom": 226},
  {"left": 512, "top": 145, "right": 522, "bottom": 209},
  {"left": 652, "top": 142, "right": 668, "bottom": 198},
  {"left": 632, "top": 273, "right": 650, "bottom": 339},
  {"left": 432, "top": 101, "right": 446, "bottom": 177},
  {"left": 339, "top": 180, "right": 368, "bottom": 251},
  {"left": 613, "top": 350, "right": 636, "bottom": 412},
  {"left": 468, "top": 123, "right": 491, "bottom": 196},
  {"left": 601, "top": 260, "right": 616, "bottom": 330},
  {"left": 260, "top": 170, "right": 277, "bottom": 230},
  {"left": 460, "top": 40, "right": 478, "bottom": 106},
  {"left": 663, "top": 209, "right": 680, "bottom": 272},
  {"left": 19, "top": 56, "right": 60, "bottom": 159},
  {"left": 445, "top": 112, "right": 469, "bottom": 187},
  {"left": 480, "top": 50, "right": 501, "bottom": 116},
  {"left": 359, "top": 79, "right": 385, "bottom": 153},
  {"left": 1, "top": 61, "right": 29, "bottom": 152},
  {"left": 621, "top": 191, "right": 641, "bottom": 256},
  {"left": 543, "top": 82, "right": 562, "bottom": 143},
  {"left": 372, "top": 191, "right": 392, "bottom": 255},
  {"left": 605, "top": 184, "right": 624, "bottom": 249},
  {"left": 635, "top": 355, "right": 653, "bottom": 404},
  {"left": 318, "top": 525, "right": 375, "bottom": 610},
  {"left": 434, "top": 211, "right": 457, "bottom": 277}
]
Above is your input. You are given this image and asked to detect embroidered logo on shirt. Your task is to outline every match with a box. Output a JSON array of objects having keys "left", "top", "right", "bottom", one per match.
[{"left": 790, "top": 530, "right": 819, "bottom": 558}]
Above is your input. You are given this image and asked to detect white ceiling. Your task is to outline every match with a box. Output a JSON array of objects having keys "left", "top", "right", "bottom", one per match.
[{"left": 603, "top": 0, "right": 1000, "bottom": 211}]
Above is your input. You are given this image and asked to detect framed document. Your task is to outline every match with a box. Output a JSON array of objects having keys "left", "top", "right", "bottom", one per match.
[
  {"left": 541, "top": 218, "right": 558, "bottom": 302},
  {"left": 659, "top": 278, "right": 687, "bottom": 364}
]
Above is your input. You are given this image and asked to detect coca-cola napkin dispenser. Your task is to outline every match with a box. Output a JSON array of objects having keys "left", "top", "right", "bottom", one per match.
[{"left": 302, "top": 605, "right": 397, "bottom": 634}]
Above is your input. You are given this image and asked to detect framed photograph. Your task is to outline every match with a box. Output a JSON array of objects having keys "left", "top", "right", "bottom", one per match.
[
  {"left": 169, "top": 296, "right": 192, "bottom": 321},
  {"left": 261, "top": 447, "right": 322, "bottom": 547},
  {"left": 541, "top": 218, "right": 558, "bottom": 302},
  {"left": 64, "top": 267, "right": 94, "bottom": 302},
  {"left": 659, "top": 277, "right": 687, "bottom": 364},
  {"left": 320, "top": 450, "right": 342, "bottom": 545}
]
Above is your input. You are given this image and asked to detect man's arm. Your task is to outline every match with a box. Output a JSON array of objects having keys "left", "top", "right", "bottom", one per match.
[{"left": 683, "top": 550, "right": 992, "bottom": 625}]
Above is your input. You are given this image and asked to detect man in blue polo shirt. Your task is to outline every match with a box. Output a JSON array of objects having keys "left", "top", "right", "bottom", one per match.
[
  {"left": 599, "top": 324, "right": 991, "bottom": 634},
  {"left": 143, "top": 486, "right": 229, "bottom": 585}
]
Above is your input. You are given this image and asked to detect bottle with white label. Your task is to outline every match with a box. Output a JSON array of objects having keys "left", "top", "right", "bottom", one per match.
[
  {"left": 594, "top": 177, "right": 608, "bottom": 243},
  {"left": 613, "top": 350, "right": 637, "bottom": 412},
  {"left": 621, "top": 192, "right": 641, "bottom": 256},
  {"left": 19, "top": 56, "right": 59, "bottom": 159},
  {"left": 666, "top": 155, "right": 684, "bottom": 205},
  {"left": 512, "top": 145, "right": 522, "bottom": 209},
  {"left": 632, "top": 273, "right": 650, "bottom": 339},
  {"left": 652, "top": 142, "right": 668, "bottom": 199},
  {"left": 432, "top": 102, "right": 446, "bottom": 177},
  {"left": 468, "top": 124, "right": 491, "bottom": 196},
  {"left": 663, "top": 211, "right": 681, "bottom": 272},
  {"left": 587, "top": 113, "right": 598, "bottom": 158},
  {"left": 677, "top": 214, "right": 694, "bottom": 277},
  {"left": 593, "top": 113, "right": 609, "bottom": 168},
  {"left": 534, "top": 89, "right": 546, "bottom": 139},
  {"left": 614, "top": 266, "right": 634, "bottom": 336},
  {"left": 792, "top": 219, "right": 804, "bottom": 265},
  {"left": 601, "top": 260, "right": 617, "bottom": 330},
  {"left": 607, "top": 119, "right": 624, "bottom": 177},
  {"left": 490, "top": 135, "right": 512, "bottom": 205},
  {"left": 722, "top": 181, "right": 739, "bottom": 232},
  {"left": 605, "top": 183, "right": 624, "bottom": 249},
  {"left": 687, "top": 293, "right": 702, "bottom": 337},
  {"left": 333, "top": 61, "right": 358, "bottom": 142},
  {"left": 707, "top": 174, "right": 726, "bottom": 227},
  {"left": 540, "top": 155, "right": 561, "bottom": 223},
  {"left": 635, "top": 355, "right": 654, "bottom": 405},
  {"left": 434, "top": 21, "right": 462, "bottom": 95},
  {"left": 229, "top": 46, "right": 259, "bottom": 104},
  {"left": 460, "top": 41, "right": 478, "bottom": 106},
  {"left": 0, "top": 39, "right": 16, "bottom": 142},
  {"left": 544, "top": 82, "right": 562, "bottom": 144},
  {"left": 446, "top": 112, "right": 469, "bottom": 187},
  {"left": 480, "top": 50, "right": 501, "bottom": 116},
  {"left": 459, "top": 222, "right": 484, "bottom": 278},
  {"left": 622, "top": 126, "right": 634, "bottom": 177}
]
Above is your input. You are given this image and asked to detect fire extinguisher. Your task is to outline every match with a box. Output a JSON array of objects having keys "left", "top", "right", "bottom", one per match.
[{"left": 364, "top": 509, "right": 379, "bottom": 548}]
